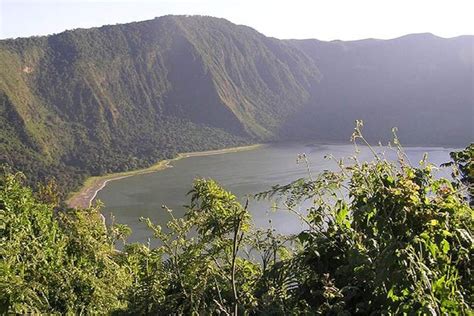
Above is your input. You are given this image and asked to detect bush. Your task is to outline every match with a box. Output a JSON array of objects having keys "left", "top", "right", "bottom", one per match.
[
  {"left": 1, "top": 126, "right": 472, "bottom": 314},
  {"left": 0, "top": 173, "right": 131, "bottom": 314}
]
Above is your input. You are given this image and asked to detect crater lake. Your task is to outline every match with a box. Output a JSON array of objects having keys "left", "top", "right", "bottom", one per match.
[{"left": 95, "top": 142, "right": 455, "bottom": 244}]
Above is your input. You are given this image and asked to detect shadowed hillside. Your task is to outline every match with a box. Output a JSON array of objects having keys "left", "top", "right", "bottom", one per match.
[{"left": 285, "top": 34, "right": 474, "bottom": 145}]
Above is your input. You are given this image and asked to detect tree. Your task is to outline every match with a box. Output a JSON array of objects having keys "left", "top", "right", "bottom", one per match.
[{"left": 442, "top": 144, "right": 474, "bottom": 206}]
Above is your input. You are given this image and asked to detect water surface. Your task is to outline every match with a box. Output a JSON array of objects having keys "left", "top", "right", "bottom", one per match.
[{"left": 97, "top": 142, "right": 454, "bottom": 243}]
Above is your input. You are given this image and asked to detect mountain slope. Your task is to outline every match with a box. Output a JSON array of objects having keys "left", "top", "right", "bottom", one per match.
[
  {"left": 0, "top": 15, "right": 472, "bottom": 194},
  {"left": 0, "top": 15, "right": 320, "bottom": 193},
  {"left": 285, "top": 34, "right": 474, "bottom": 145}
]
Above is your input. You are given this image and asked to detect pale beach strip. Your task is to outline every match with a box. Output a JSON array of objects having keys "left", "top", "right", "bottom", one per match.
[{"left": 66, "top": 144, "right": 264, "bottom": 209}]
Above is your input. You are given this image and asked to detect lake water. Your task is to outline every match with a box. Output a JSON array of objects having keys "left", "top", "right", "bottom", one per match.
[{"left": 96, "top": 142, "right": 455, "bottom": 244}]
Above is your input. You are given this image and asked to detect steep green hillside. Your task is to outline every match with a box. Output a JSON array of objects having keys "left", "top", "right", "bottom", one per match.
[
  {"left": 0, "top": 15, "right": 472, "bottom": 194},
  {"left": 0, "top": 16, "right": 319, "bottom": 194}
]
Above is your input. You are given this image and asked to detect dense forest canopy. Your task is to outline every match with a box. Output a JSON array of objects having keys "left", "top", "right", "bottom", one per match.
[
  {"left": 0, "top": 15, "right": 473, "bottom": 196},
  {"left": 1, "top": 139, "right": 472, "bottom": 314}
]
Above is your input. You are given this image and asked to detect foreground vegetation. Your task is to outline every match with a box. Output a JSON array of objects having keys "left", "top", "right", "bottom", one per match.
[{"left": 1, "top": 130, "right": 473, "bottom": 314}]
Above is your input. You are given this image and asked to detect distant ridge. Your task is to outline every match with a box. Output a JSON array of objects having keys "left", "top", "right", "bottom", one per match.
[{"left": 1, "top": 15, "right": 472, "bottom": 194}]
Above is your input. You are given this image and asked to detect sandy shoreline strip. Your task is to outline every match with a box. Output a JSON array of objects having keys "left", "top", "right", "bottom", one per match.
[{"left": 66, "top": 144, "right": 263, "bottom": 209}]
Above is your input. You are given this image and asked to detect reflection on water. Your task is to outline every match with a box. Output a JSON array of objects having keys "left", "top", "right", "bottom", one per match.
[{"left": 96, "top": 142, "right": 455, "bottom": 244}]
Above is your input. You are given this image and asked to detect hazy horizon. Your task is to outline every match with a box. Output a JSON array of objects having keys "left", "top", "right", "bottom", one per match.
[
  {"left": 2, "top": 14, "right": 472, "bottom": 42},
  {"left": 1, "top": 0, "right": 473, "bottom": 41}
]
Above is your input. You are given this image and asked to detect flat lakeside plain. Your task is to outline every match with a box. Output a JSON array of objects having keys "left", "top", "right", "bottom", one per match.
[{"left": 66, "top": 144, "right": 264, "bottom": 209}]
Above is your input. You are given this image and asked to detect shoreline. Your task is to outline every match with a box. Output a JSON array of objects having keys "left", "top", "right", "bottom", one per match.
[{"left": 66, "top": 144, "right": 264, "bottom": 209}]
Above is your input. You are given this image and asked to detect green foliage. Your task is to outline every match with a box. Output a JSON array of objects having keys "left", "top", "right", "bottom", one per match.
[
  {"left": 0, "top": 173, "right": 132, "bottom": 314},
  {"left": 123, "top": 179, "right": 259, "bottom": 314},
  {"left": 442, "top": 143, "right": 474, "bottom": 206},
  {"left": 256, "top": 127, "right": 473, "bottom": 314},
  {"left": 1, "top": 131, "right": 472, "bottom": 314}
]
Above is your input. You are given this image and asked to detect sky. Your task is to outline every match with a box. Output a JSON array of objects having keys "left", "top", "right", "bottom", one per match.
[{"left": 1, "top": 0, "right": 473, "bottom": 40}]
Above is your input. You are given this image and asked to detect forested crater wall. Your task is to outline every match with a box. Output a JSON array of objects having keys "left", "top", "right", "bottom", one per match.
[{"left": 1, "top": 15, "right": 472, "bottom": 194}]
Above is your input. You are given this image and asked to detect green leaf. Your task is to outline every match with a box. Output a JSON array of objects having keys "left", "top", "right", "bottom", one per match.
[{"left": 441, "top": 239, "right": 450, "bottom": 254}]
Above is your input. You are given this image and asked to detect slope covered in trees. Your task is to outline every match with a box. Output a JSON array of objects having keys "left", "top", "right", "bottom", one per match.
[
  {"left": 284, "top": 34, "right": 474, "bottom": 145},
  {"left": 1, "top": 141, "right": 472, "bottom": 314},
  {"left": 0, "top": 16, "right": 319, "bottom": 194},
  {"left": 0, "top": 15, "right": 472, "bottom": 194}
]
